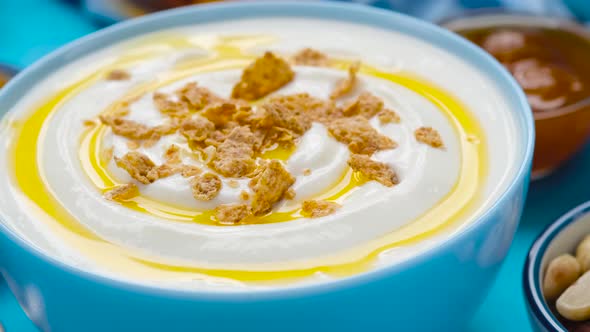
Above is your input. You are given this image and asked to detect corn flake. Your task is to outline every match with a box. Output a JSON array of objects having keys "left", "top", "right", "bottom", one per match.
[
  {"left": 153, "top": 92, "right": 190, "bottom": 118},
  {"left": 180, "top": 116, "right": 215, "bottom": 147},
  {"left": 164, "top": 144, "right": 182, "bottom": 164},
  {"left": 328, "top": 116, "right": 397, "bottom": 155},
  {"left": 179, "top": 165, "right": 202, "bottom": 178},
  {"left": 210, "top": 126, "right": 258, "bottom": 178},
  {"left": 106, "top": 69, "right": 131, "bottom": 81},
  {"left": 231, "top": 52, "right": 295, "bottom": 101},
  {"left": 114, "top": 152, "right": 156, "bottom": 184},
  {"left": 415, "top": 127, "right": 444, "bottom": 148},
  {"left": 348, "top": 154, "right": 399, "bottom": 187},
  {"left": 378, "top": 109, "right": 401, "bottom": 124},
  {"left": 215, "top": 204, "right": 251, "bottom": 224},
  {"left": 301, "top": 200, "right": 341, "bottom": 218},
  {"left": 202, "top": 102, "right": 245, "bottom": 127},
  {"left": 104, "top": 183, "right": 139, "bottom": 201},
  {"left": 177, "top": 82, "right": 224, "bottom": 111},
  {"left": 292, "top": 48, "right": 329, "bottom": 66},
  {"left": 249, "top": 160, "right": 295, "bottom": 215},
  {"left": 330, "top": 61, "right": 360, "bottom": 100},
  {"left": 342, "top": 92, "right": 384, "bottom": 118}
]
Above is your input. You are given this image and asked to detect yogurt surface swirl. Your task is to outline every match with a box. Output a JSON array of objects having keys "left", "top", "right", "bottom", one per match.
[{"left": 0, "top": 18, "right": 518, "bottom": 289}]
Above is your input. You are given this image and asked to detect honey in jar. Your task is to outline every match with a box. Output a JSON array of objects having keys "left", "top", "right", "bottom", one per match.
[{"left": 447, "top": 16, "right": 590, "bottom": 178}]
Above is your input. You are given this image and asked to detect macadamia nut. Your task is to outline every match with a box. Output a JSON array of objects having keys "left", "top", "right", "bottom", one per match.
[
  {"left": 557, "top": 271, "right": 590, "bottom": 321},
  {"left": 576, "top": 235, "right": 590, "bottom": 272},
  {"left": 543, "top": 254, "right": 582, "bottom": 301}
]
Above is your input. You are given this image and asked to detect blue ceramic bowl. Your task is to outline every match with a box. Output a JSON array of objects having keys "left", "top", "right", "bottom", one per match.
[
  {"left": 524, "top": 202, "right": 590, "bottom": 331},
  {"left": 0, "top": 2, "right": 534, "bottom": 331}
]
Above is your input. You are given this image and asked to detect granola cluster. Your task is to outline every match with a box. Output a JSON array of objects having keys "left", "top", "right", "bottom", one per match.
[
  {"left": 113, "top": 150, "right": 203, "bottom": 186},
  {"left": 99, "top": 48, "right": 444, "bottom": 224}
]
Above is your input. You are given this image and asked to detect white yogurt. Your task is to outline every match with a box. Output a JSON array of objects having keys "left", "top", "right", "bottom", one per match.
[
  {"left": 0, "top": 18, "right": 519, "bottom": 290},
  {"left": 99, "top": 67, "right": 456, "bottom": 212}
]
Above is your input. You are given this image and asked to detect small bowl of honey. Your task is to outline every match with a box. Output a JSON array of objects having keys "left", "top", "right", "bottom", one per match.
[
  {"left": 443, "top": 13, "right": 590, "bottom": 179},
  {"left": 0, "top": 64, "right": 17, "bottom": 89}
]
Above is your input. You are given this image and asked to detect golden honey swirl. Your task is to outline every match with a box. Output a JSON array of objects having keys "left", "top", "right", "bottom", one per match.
[{"left": 8, "top": 35, "right": 487, "bottom": 285}]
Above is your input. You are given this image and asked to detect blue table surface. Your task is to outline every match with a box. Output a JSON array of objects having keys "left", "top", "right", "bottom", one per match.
[{"left": 2, "top": 0, "right": 590, "bottom": 331}]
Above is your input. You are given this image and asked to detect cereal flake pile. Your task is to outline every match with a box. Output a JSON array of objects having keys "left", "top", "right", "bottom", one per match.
[{"left": 99, "top": 49, "right": 444, "bottom": 224}]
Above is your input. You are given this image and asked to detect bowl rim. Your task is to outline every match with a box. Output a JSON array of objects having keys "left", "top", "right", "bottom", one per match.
[
  {"left": 0, "top": 1, "right": 534, "bottom": 298},
  {"left": 441, "top": 11, "right": 590, "bottom": 120},
  {"left": 523, "top": 200, "right": 590, "bottom": 332}
]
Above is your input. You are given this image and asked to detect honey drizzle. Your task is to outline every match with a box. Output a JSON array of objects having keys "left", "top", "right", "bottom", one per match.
[{"left": 9, "top": 34, "right": 487, "bottom": 284}]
